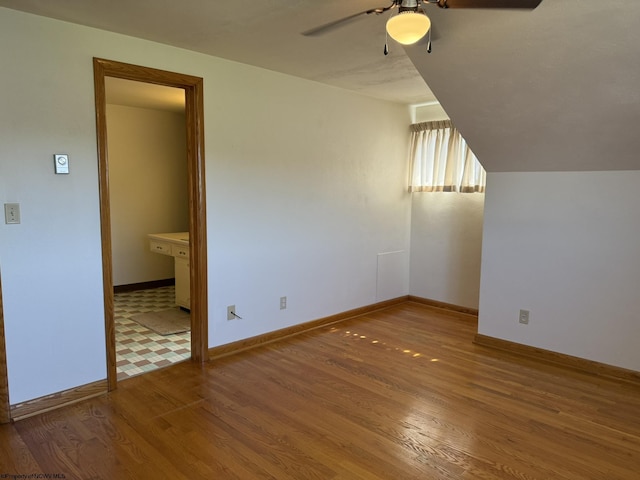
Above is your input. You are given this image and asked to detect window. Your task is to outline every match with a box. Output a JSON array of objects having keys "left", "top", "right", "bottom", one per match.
[{"left": 408, "top": 120, "right": 485, "bottom": 193}]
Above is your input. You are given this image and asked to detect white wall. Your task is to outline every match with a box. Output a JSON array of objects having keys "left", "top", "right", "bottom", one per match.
[
  {"left": 412, "top": 103, "right": 449, "bottom": 123},
  {"left": 408, "top": 104, "right": 485, "bottom": 309},
  {"left": 107, "top": 104, "right": 188, "bottom": 286},
  {"left": 410, "top": 193, "right": 484, "bottom": 308},
  {"left": 0, "top": 8, "right": 411, "bottom": 403},
  {"left": 479, "top": 171, "right": 640, "bottom": 371},
  {"left": 208, "top": 78, "right": 411, "bottom": 345}
]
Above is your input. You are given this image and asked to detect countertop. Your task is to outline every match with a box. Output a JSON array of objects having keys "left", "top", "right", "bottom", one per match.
[{"left": 148, "top": 232, "right": 189, "bottom": 246}]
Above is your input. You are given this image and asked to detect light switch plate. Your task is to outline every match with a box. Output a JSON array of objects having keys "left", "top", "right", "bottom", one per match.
[
  {"left": 54, "top": 154, "right": 69, "bottom": 174},
  {"left": 4, "top": 203, "right": 20, "bottom": 224}
]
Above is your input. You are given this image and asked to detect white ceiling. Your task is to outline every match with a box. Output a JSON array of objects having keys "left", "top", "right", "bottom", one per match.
[
  {"left": 105, "top": 77, "right": 186, "bottom": 113},
  {"left": 3, "top": 0, "right": 640, "bottom": 172},
  {"left": 0, "top": 0, "right": 437, "bottom": 105}
]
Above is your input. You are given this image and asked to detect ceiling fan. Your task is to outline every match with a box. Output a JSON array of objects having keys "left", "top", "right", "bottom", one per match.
[{"left": 303, "top": 0, "right": 542, "bottom": 55}]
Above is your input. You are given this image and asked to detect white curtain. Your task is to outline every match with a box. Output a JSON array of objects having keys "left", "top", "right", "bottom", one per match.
[{"left": 408, "top": 120, "right": 486, "bottom": 193}]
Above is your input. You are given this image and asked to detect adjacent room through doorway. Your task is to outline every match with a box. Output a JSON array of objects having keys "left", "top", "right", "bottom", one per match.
[{"left": 105, "top": 77, "right": 191, "bottom": 380}]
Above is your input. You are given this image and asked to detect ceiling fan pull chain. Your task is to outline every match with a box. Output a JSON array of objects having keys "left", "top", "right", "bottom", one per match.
[
  {"left": 427, "top": 28, "right": 432, "bottom": 53},
  {"left": 384, "top": 30, "right": 390, "bottom": 55}
]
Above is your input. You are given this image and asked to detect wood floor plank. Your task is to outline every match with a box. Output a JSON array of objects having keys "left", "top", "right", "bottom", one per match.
[
  {"left": 1, "top": 302, "right": 640, "bottom": 479},
  {"left": 0, "top": 424, "right": 42, "bottom": 472}
]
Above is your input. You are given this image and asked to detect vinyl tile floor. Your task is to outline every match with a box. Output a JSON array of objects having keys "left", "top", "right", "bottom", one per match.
[{"left": 115, "top": 286, "right": 191, "bottom": 381}]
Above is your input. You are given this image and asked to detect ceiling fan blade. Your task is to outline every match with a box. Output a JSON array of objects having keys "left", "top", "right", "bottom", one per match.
[
  {"left": 435, "top": 0, "right": 542, "bottom": 8},
  {"left": 302, "top": 11, "right": 371, "bottom": 36},
  {"left": 302, "top": 3, "right": 396, "bottom": 37}
]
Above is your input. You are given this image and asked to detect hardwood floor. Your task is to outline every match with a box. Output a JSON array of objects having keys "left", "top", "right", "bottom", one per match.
[{"left": 1, "top": 302, "right": 639, "bottom": 479}]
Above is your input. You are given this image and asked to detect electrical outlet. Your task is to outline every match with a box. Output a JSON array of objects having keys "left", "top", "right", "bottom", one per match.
[
  {"left": 227, "top": 305, "right": 236, "bottom": 321},
  {"left": 280, "top": 296, "right": 287, "bottom": 310},
  {"left": 519, "top": 309, "right": 530, "bottom": 325}
]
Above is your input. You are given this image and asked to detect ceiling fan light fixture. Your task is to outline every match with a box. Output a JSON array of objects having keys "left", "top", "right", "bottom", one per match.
[{"left": 386, "top": 11, "right": 431, "bottom": 45}]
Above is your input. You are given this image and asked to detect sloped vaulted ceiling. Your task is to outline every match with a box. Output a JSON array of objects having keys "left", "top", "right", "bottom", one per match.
[{"left": 406, "top": 0, "right": 640, "bottom": 172}]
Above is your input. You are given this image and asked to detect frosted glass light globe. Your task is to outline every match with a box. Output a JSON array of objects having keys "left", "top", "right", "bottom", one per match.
[{"left": 386, "top": 12, "right": 431, "bottom": 45}]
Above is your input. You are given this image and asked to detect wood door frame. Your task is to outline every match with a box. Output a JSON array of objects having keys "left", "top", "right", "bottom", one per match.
[
  {"left": 93, "top": 58, "right": 208, "bottom": 391},
  {"left": 0, "top": 273, "right": 10, "bottom": 424}
]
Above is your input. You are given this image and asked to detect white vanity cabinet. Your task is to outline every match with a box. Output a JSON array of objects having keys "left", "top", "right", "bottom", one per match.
[
  {"left": 148, "top": 232, "right": 190, "bottom": 310},
  {"left": 174, "top": 256, "right": 190, "bottom": 309}
]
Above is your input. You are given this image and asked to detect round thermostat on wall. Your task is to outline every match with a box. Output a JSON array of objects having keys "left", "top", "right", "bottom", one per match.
[{"left": 54, "top": 154, "right": 70, "bottom": 174}]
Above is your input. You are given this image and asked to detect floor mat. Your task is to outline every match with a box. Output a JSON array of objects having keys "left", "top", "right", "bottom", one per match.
[{"left": 130, "top": 308, "right": 191, "bottom": 335}]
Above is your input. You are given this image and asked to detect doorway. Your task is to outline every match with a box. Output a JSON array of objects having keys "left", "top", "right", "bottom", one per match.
[
  {"left": 107, "top": 77, "right": 190, "bottom": 380},
  {"left": 0, "top": 272, "right": 9, "bottom": 424},
  {"left": 93, "top": 58, "right": 208, "bottom": 391}
]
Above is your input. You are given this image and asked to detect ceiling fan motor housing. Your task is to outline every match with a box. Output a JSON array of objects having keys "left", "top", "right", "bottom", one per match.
[{"left": 399, "top": 0, "right": 421, "bottom": 12}]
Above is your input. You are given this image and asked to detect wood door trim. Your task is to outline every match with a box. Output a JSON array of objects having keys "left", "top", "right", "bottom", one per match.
[
  {"left": 93, "top": 58, "right": 208, "bottom": 391},
  {"left": 0, "top": 274, "right": 10, "bottom": 424}
]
